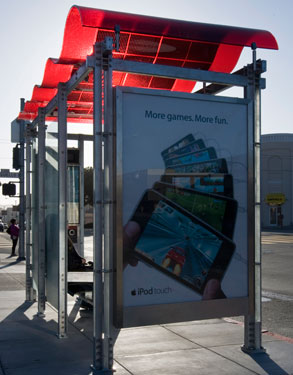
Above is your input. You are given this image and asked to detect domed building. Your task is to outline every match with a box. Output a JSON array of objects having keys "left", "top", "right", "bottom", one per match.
[{"left": 261, "top": 133, "right": 293, "bottom": 229}]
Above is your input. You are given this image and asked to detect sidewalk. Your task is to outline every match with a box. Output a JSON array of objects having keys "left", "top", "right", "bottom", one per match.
[{"left": 0, "top": 233, "right": 293, "bottom": 375}]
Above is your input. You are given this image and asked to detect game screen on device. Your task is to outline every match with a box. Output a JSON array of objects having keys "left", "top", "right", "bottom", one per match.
[
  {"left": 163, "top": 139, "right": 205, "bottom": 161},
  {"left": 170, "top": 158, "right": 227, "bottom": 174},
  {"left": 134, "top": 198, "right": 225, "bottom": 292},
  {"left": 161, "top": 134, "right": 195, "bottom": 159},
  {"left": 165, "top": 148, "right": 216, "bottom": 168},
  {"left": 172, "top": 175, "right": 225, "bottom": 193},
  {"left": 161, "top": 185, "right": 228, "bottom": 233}
]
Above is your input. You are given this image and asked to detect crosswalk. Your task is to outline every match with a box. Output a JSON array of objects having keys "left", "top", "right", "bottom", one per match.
[
  {"left": 262, "top": 290, "right": 293, "bottom": 302},
  {"left": 0, "top": 233, "right": 12, "bottom": 248},
  {"left": 261, "top": 234, "right": 293, "bottom": 245}
]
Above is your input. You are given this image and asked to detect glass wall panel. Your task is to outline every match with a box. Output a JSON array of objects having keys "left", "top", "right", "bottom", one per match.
[
  {"left": 67, "top": 165, "right": 80, "bottom": 225},
  {"left": 31, "top": 137, "right": 39, "bottom": 293},
  {"left": 45, "top": 121, "right": 59, "bottom": 309}
]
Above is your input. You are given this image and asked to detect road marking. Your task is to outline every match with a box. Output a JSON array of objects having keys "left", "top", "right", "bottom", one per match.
[
  {"left": 224, "top": 318, "right": 293, "bottom": 343},
  {"left": 264, "top": 331, "right": 293, "bottom": 344},
  {"left": 262, "top": 240, "right": 293, "bottom": 245},
  {"left": 262, "top": 290, "right": 293, "bottom": 302},
  {"left": 261, "top": 234, "right": 293, "bottom": 245}
]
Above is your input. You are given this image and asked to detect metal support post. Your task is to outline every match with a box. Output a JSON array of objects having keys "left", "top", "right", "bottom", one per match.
[
  {"left": 18, "top": 120, "right": 26, "bottom": 261},
  {"left": 25, "top": 123, "right": 34, "bottom": 301},
  {"left": 242, "top": 44, "right": 265, "bottom": 353},
  {"left": 91, "top": 41, "right": 106, "bottom": 374},
  {"left": 102, "top": 38, "right": 115, "bottom": 372},
  {"left": 57, "top": 82, "right": 68, "bottom": 338},
  {"left": 78, "top": 138, "right": 85, "bottom": 257},
  {"left": 37, "top": 109, "right": 46, "bottom": 316}
]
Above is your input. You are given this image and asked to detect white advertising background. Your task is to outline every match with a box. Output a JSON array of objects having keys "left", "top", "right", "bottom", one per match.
[{"left": 120, "top": 89, "right": 248, "bottom": 307}]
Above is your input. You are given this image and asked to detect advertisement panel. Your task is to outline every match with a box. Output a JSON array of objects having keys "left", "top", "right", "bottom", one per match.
[{"left": 115, "top": 87, "right": 251, "bottom": 327}]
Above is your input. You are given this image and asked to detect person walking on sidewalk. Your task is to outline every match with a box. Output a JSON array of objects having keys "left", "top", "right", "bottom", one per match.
[{"left": 7, "top": 219, "right": 19, "bottom": 257}]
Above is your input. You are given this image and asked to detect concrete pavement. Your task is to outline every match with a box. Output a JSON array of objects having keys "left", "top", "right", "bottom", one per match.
[{"left": 0, "top": 232, "right": 293, "bottom": 375}]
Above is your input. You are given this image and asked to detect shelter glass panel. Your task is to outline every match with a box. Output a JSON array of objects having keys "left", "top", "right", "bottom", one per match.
[
  {"left": 31, "top": 138, "right": 39, "bottom": 292},
  {"left": 45, "top": 121, "right": 59, "bottom": 309}
]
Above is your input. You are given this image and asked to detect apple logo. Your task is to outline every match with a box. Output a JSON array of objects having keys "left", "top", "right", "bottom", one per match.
[{"left": 131, "top": 289, "right": 136, "bottom": 296}]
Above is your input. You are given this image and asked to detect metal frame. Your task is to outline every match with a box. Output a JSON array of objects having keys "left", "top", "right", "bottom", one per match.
[
  {"left": 112, "top": 59, "right": 249, "bottom": 88},
  {"left": 25, "top": 123, "right": 34, "bottom": 301},
  {"left": 23, "top": 36, "right": 265, "bottom": 373},
  {"left": 103, "top": 40, "right": 115, "bottom": 372},
  {"left": 112, "top": 49, "right": 264, "bottom": 353},
  {"left": 57, "top": 82, "right": 68, "bottom": 338},
  {"left": 29, "top": 57, "right": 94, "bottom": 322},
  {"left": 37, "top": 108, "right": 46, "bottom": 316},
  {"left": 92, "top": 42, "right": 104, "bottom": 373},
  {"left": 242, "top": 51, "right": 266, "bottom": 353},
  {"left": 18, "top": 120, "right": 26, "bottom": 261}
]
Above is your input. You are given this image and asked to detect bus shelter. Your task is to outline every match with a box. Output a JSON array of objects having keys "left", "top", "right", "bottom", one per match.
[{"left": 15, "top": 6, "right": 278, "bottom": 374}]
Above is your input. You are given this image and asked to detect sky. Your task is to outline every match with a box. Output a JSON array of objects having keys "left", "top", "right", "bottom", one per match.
[{"left": 0, "top": 0, "right": 292, "bottom": 206}]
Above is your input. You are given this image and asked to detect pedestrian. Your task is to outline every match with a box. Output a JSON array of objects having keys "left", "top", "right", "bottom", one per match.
[
  {"left": 277, "top": 213, "right": 284, "bottom": 228},
  {"left": 7, "top": 219, "right": 19, "bottom": 257}
]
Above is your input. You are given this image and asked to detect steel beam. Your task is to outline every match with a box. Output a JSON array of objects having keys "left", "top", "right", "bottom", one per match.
[
  {"left": 31, "top": 62, "right": 92, "bottom": 129},
  {"left": 112, "top": 59, "right": 248, "bottom": 87},
  {"left": 102, "top": 39, "right": 115, "bottom": 372},
  {"left": 64, "top": 62, "right": 93, "bottom": 94},
  {"left": 17, "top": 120, "right": 26, "bottom": 261},
  {"left": 242, "top": 47, "right": 265, "bottom": 353},
  {"left": 25, "top": 123, "right": 34, "bottom": 301},
  {"left": 37, "top": 109, "right": 46, "bottom": 316},
  {"left": 57, "top": 82, "right": 68, "bottom": 338},
  {"left": 92, "top": 42, "right": 104, "bottom": 373},
  {"left": 195, "top": 60, "right": 266, "bottom": 95}
]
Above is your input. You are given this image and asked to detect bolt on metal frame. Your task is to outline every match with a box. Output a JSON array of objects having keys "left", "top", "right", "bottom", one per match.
[{"left": 24, "top": 35, "right": 265, "bottom": 373}]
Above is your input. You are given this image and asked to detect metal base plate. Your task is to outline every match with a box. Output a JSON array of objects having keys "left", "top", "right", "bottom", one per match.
[{"left": 241, "top": 345, "right": 266, "bottom": 354}]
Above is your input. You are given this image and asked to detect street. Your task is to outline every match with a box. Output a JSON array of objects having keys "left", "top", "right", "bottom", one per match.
[{"left": 261, "top": 231, "right": 293, "bottom": 339}]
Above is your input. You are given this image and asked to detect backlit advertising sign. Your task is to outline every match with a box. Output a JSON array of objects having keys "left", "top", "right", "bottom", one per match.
[{"left": 115, "top": 87, "right": 251, "bottom": 327}]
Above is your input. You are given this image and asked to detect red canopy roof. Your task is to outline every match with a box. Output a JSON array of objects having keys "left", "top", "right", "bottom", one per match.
[{"left": 18, "top": 5, "right": 278, "bottom": 122}]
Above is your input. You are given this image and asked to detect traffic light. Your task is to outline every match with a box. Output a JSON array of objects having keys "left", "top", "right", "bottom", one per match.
[
  {"left": 2, "top": 183, "right": 16, "bottom": 196},
  {"left": 13, "top": 145, "right": 20, "bottom": 170}
]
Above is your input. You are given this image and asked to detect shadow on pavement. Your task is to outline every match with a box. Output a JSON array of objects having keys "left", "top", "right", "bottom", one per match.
[
  {"left": 0, "top": 300, "right": 93, "bottom": 374},
  {"left": 250, "top": 351, "right": 290, "bottom": 375},
  {"left": 0, "top": 258, "right": 23, "bottom": 270}
]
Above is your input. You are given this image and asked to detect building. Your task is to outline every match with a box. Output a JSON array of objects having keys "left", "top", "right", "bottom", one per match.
[
  {"left": 0, "top": 206, "right": 19, "bottom": 225},
  {"left": 261, "top": 133, "right": 293, "bottom": 228}
]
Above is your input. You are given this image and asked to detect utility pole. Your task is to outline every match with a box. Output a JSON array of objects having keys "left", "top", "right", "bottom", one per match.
[{"left": 17, "top": 104, "right": 26, "bottom": 260}]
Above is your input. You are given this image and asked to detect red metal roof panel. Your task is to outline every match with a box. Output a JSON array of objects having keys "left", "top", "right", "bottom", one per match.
[{"left": 18, "top": 6, "right": 278, "bottom": 122}]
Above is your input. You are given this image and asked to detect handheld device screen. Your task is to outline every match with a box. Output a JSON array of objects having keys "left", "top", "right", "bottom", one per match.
[
  {"left": 163, "top": 139, "right": 205, "bottom": 161},
  {"left": 169, "top": 158, "right": 228, "bottom": 174},
  {"left": 161, "top": 134, "right": 195, "bottom": 159},
  {"left": 165, "top": 147, "right": 217, "bottom": 168},
  {"left": 154, "top": 182, "right": 237, "bottom": 237},
  {"left": 161, "top": 174, "right": 234, "bottom": 197},
  {"left": 131, "top": 191, "right": 235, "bottom": 294}
]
